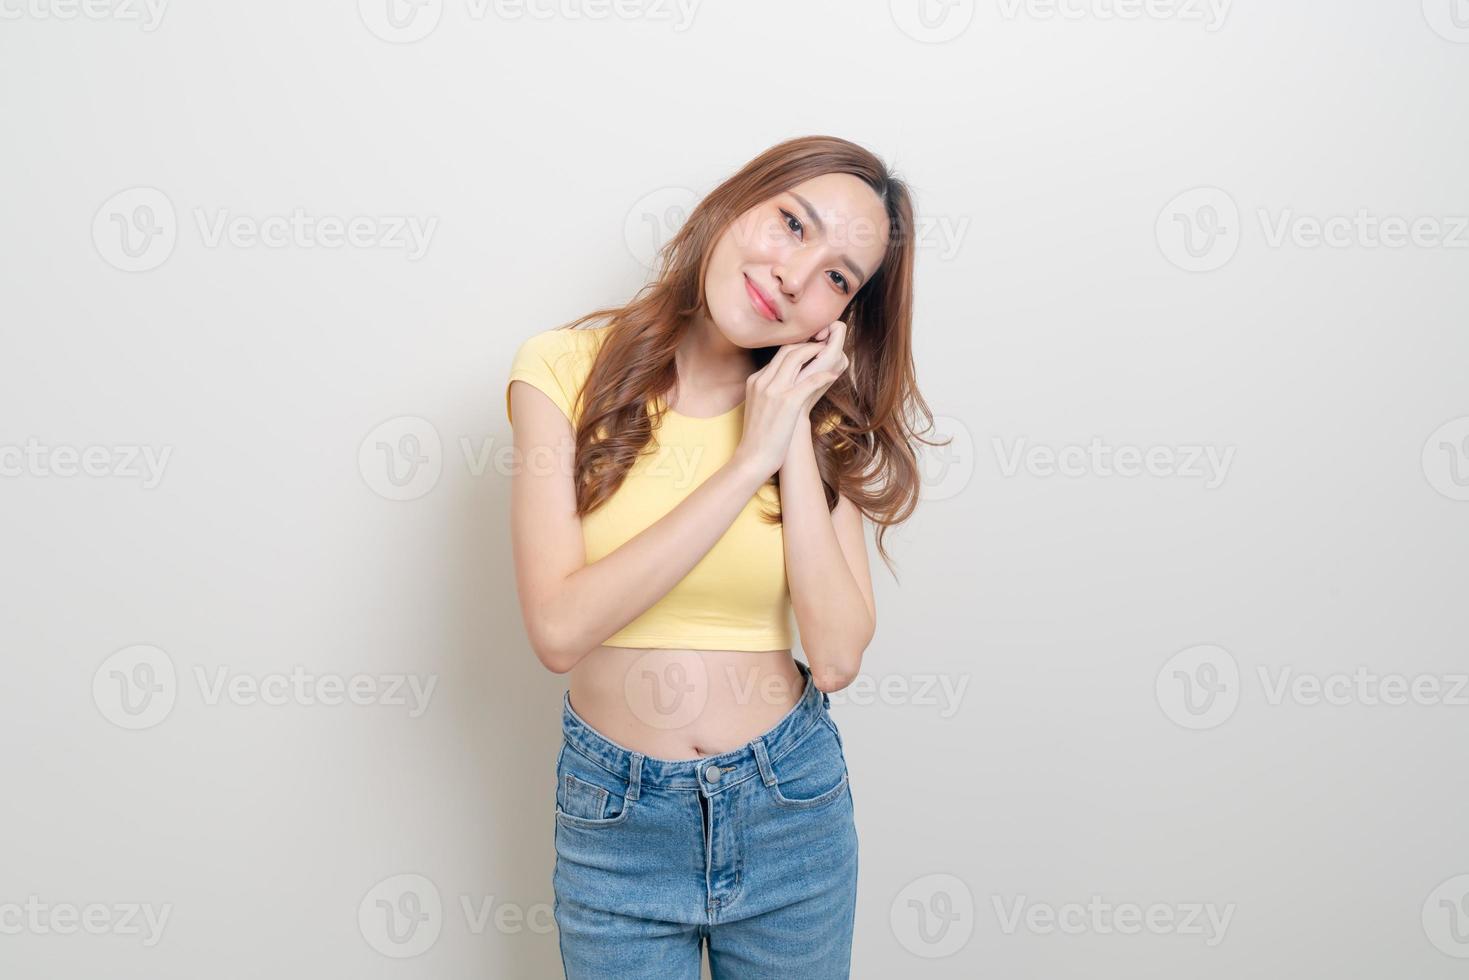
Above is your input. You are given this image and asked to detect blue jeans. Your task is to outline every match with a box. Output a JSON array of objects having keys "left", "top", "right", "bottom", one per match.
[{"left": 552, "top": 659, "right": 859, "bottom": 978}]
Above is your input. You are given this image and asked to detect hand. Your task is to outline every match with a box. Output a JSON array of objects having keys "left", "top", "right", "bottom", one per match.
[
  {"left": 796, "top": 320, "right": 849, "bottom": 416},
  {"left": 733, "top": 323, "right": 847, "bottom": 481}
]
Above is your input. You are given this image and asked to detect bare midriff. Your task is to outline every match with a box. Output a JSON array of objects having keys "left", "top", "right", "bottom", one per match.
[{"left": 567, "top": 646, "right": 806, "bottom": 760}]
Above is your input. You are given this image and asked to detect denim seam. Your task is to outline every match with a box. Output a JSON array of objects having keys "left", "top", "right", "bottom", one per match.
[
  {"left": 563, "top": 737, "right": 629, "bottom": 783},
  {"left": 766, "top": 707, "right": 827, "bottom": 768}
]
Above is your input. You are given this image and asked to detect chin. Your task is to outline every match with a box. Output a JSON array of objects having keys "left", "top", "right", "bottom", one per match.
[{"left": 707, "top": 299, "right": 784, "bottom": 348}]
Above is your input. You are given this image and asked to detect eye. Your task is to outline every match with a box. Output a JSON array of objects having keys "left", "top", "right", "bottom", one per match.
[
  {"left": 781, "top": 208, "right": 850, "bottom": 294},
  {"left": 779, "top": 208, "right": 803, "bottom": 238}
]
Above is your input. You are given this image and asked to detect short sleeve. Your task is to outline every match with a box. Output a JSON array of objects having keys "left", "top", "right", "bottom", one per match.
[{"left": 506, "top": 329, "right": 578, "bottom": 424}]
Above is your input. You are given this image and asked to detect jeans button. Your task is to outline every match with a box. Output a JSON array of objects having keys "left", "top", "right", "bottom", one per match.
[{"left": 704, "top": 764, "right": 722, "bottom": 783}]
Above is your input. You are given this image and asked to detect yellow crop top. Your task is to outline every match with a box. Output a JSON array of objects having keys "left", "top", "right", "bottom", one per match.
[{"left": 506, "top": 324, "right": 798, "bottom": 652}]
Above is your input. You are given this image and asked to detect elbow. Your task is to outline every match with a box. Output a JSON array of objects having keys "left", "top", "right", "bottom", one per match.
[
  {"left": 810, "top": 664, "right": 856, "bottom": 694},
  {"left": 535, "top": 647, "right": 576, "bottom": 675},
  {"left": 809, "top": 647, "right": 864, "bottom": 693},
  {"left": 527, "top": 619, "right": 579, "bottom": 675},
  {"left": 807, "top": 621, "right": 873, "bottom": 694}
]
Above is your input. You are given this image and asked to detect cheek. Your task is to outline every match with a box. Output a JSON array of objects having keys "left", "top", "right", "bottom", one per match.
[
  {"left": 743, "top": 216, "right": 787, "bottom": 259},
  {"left": 794, "top": 293, "right": 846, "bottom": 329}
]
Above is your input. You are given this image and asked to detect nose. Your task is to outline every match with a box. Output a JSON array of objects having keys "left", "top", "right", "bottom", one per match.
[{"left": 773, "top": 248, "right": 822, "bottom": 300}]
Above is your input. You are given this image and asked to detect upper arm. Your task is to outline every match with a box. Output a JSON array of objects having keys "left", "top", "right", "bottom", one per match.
[
  {"left": 506, "top": 331, "right": 577, "bottom": 425},
  {"left": 831, "top": 492, "right": 876, "bottom": 633},
  {"left": 507, "top": 378, "right": 585, "bottom": 658}
]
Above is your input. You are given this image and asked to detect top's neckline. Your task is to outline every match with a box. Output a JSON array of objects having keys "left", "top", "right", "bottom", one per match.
[{"left": 654, "top": 395, "right": 746, "bottom": 422}]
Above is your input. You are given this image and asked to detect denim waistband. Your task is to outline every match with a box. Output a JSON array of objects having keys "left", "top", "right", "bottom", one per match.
[{"left": 560, "top": 658, "right": 831, "bottom": 796}]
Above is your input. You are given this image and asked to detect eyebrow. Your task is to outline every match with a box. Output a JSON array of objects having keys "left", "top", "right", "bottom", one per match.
[{"left": 789, "top": 191, "right": 870, "bottom": 288}]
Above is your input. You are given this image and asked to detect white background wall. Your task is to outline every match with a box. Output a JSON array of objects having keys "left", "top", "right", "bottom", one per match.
[{"left": 3, "top": 2, "right": 1468, "bottom": 977}]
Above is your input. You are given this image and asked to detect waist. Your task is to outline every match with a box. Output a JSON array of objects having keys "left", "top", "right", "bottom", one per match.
[{"left": 565, "top": 647, "right": 809, "bottom": 760}]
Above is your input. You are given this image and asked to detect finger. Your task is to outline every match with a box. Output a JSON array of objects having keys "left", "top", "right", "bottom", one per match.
[
  {"left": 762, "top": 340, "right": 821, "bottom": 376},
  {"left": 799, "top": 332, "right": 845, "bottom": 377},
  {"left": 799, "top": 369, "right": 840, "bottom": 399},
  {"left": 773, "top": 342, "right": 825, "bottom": 389},
  {"left": 766, "top": 340, "right": 823, "bottom": 375}
]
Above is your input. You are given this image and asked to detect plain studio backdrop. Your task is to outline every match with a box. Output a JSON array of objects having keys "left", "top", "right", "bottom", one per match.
[{"left": 2, "top": 2, "right": 1467, "bottom": 977}]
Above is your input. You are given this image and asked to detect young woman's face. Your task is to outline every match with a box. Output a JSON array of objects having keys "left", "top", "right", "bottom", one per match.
[{"left": 704, "top": 173, "right": 890, "bottom": 347}]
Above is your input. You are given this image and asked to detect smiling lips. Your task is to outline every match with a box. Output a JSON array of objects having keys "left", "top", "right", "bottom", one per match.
[{"left": 744, "top": 274, "right": 781, "bottom": 321}]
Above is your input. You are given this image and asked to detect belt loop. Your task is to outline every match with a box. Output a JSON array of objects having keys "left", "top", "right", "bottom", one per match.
[
  {"left": 625, "top": 752, "right": 643, "bottom": 801},
  {"left": 750, "top": 737, "right": 777, "bottom": 786}
]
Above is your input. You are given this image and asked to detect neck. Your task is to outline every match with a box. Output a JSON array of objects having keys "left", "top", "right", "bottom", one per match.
[{"left": 675, "top": 312, "right": 755, "bottom": 392}]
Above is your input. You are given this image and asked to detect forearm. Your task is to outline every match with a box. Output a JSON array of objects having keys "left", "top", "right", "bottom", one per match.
[
  {"left": 542, "top": 451, "right": 771, "bottom": 671},
  {"left": 780, "top": 420, "right": 872, "bottom": 689}
]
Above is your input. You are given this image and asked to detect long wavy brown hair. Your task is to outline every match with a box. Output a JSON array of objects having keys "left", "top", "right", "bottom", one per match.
[{"left": 548, "top": 134, "right": 942, "bottom": 574}]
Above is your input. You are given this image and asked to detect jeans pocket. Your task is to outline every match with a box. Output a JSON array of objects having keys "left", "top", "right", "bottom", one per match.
[
  {"left": 555, "top": 743, "right": 632, "bottom": 828},
  {"left": 767, "top": 717, "right": 850, "bottom": 812}
]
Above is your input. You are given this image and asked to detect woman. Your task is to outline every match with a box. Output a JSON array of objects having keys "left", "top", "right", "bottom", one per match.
[{"left": 506, "top": 135, "right": 931, "bottom": 978}]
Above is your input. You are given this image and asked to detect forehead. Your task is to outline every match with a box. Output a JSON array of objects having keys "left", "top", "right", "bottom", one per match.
[{"left": 777, "top": 173, "right": 889, "bottom": 267}]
